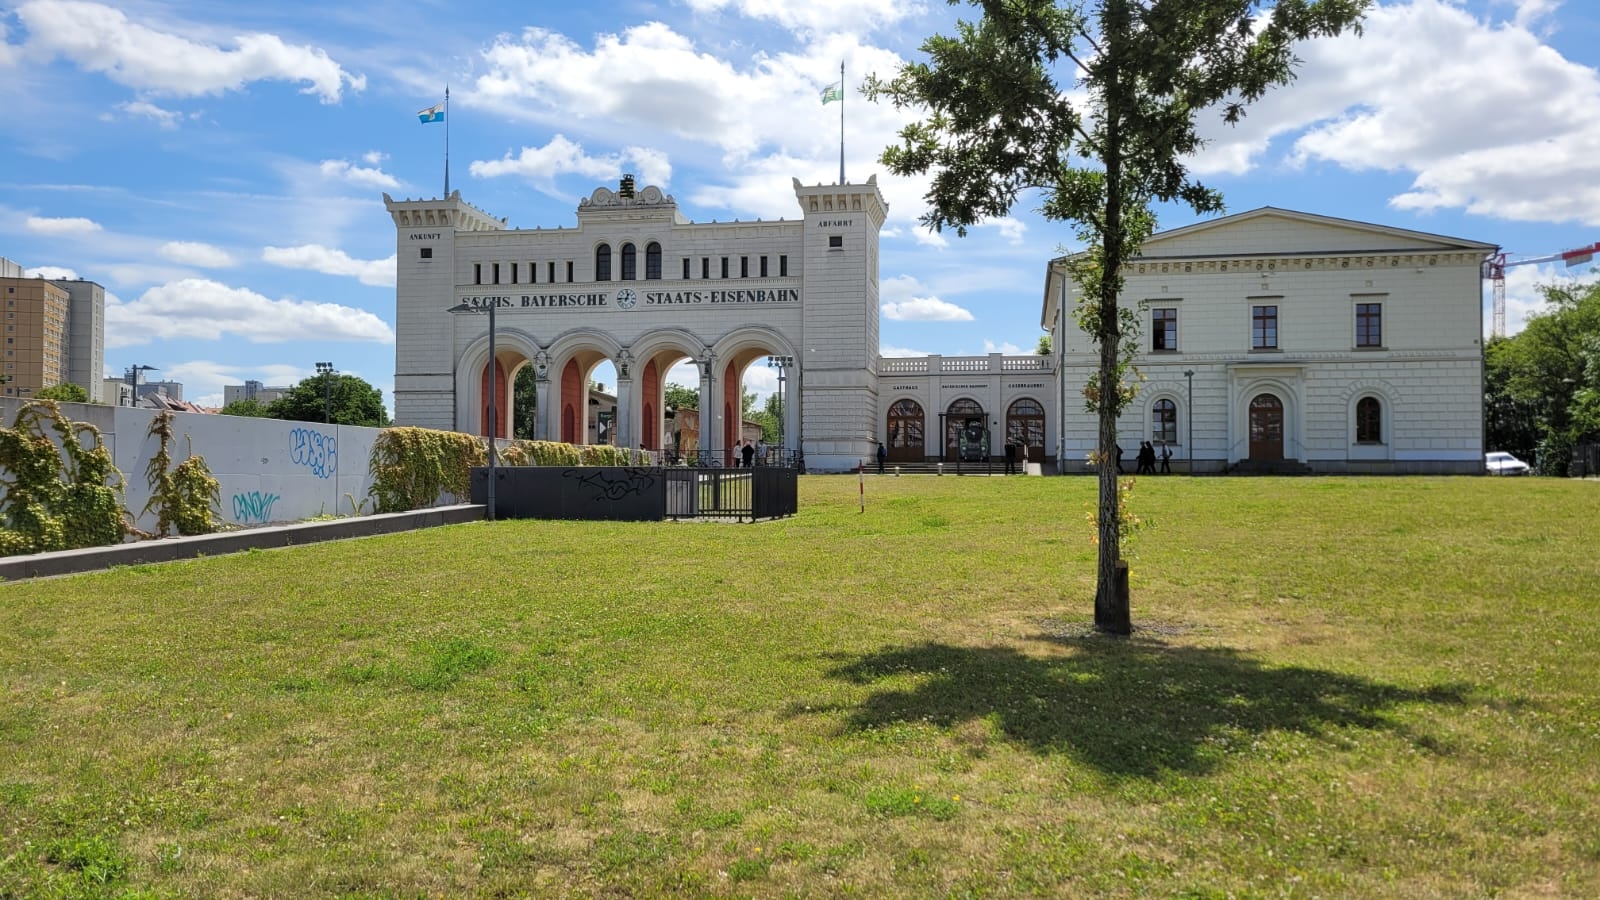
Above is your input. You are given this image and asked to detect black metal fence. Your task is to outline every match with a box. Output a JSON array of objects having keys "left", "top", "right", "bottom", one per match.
[{"left": 471, "top": 463, "right": 798, "bottom": 523}]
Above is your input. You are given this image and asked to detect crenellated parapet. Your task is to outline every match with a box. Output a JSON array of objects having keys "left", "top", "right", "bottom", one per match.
[
  {"left": 382, "top": 191, "right": 506, "bottom": 232},
  {"left": 792, "top": 175, "right": 888, "bottom": 228}
]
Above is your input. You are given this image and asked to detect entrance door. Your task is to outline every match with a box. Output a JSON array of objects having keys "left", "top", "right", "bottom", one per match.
[
  {"left": 1248, "top": 394, "right": 1284, "bottom": 461},
  {"left": 886, "top": 399, "right": 924, "bottom": 462}
]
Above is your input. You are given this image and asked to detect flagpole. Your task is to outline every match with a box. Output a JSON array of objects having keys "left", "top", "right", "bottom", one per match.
[
  {"left": 444, "top": 86, "right": 451, "bottom": 197},
  {"left": 838, "top": 61, "right": 845, "bottom": 185}
]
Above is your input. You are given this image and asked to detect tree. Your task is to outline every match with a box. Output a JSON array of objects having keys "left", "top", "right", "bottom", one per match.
[
  {"left": 513, "top": 365, "right": 538, "bottom": 440},
  {"left": 664, "top": 382, "right": 698, "bottom": 411},
  {"left": 268, "top": 373, "right": 390, "bottom": 427},
  {"left": 868, "top": 0, "right": 1369, "bottom": 633},
  {"left": 35, "top": 383, "right": 89, "bottom": 403},
  {"left": 219, "top": 398, "right": 274, "bottom": 418},
  {"left": 1036, "top": 335, "right": 1052, "bottom": 356},
  {"left": 1485, "top": 280, "right": 1600, "bottom": 473}
]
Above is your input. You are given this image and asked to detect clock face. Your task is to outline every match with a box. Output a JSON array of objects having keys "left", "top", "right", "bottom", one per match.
[{"left": 615, "top": 288, "right": 638, "bottom": 310}]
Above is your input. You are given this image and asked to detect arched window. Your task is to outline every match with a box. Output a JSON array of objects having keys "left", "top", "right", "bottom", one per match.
[
  {"left": 1152, "top": 398, "right": 1177, "bottom": 443},
  {"left": 621, "top": 243, "right": 637, "bottom": 280},
  {"left": 645, "top": 242, "right": 662, "bottom": 280},
  {"left": 1356, "top": 396, "right": 1382, "bottom": 443},
  {"left": 595, "top": 244, "right": 612, "bottom": 281},
  {"left": 886, "top": 399, "right": 925, "bottom": 461},
  {"left": 1006, "top": 398, "right": 1045, "bottom": 461},
  {"left": 944, "top": 398, "right": 986, "bottom": 461}
]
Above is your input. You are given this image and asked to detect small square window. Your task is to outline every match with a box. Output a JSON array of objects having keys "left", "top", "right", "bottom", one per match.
[
  {"left": 419, "top": 247, "right": 433, "bottom": 260},
  {"left": 829, "top": 235, "right": 843, "bottom": 249}
]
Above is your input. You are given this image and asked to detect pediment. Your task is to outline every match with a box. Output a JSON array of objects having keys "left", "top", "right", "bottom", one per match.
[{"left": 1137, "top": 207, "right": 1495, "bottom": 259}]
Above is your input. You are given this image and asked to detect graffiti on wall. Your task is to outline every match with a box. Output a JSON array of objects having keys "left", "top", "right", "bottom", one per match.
[
  {"left": 569, "top": 467, "right": 657, "bottom": 501},
  {"left": 232, "top": 491, "right": 281, "bottom": 524},
  {"left": 289, "top": 428, "right": 337, "bottom": 479}
]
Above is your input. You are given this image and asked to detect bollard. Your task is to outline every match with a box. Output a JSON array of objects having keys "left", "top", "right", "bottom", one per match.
[
  {"left": 894, "top": 465, "right": 900, "bottom": 477},
  {"left": 937, "top": 462, "right": 944, "bottom": 476}
]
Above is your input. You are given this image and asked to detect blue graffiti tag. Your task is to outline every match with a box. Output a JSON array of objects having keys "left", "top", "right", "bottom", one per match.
[
  {"left": 289, "top": 428, "right": 337, "bottom": 479},
  {"left": 232, "top": 491, "right": 281, "bottom": 524}
]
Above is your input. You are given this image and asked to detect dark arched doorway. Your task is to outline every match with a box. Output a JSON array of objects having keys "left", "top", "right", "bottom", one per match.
[
  {"left": 1005, "top": 398, "right": 1044, "bottom": 463},
  {"left": 942, "top": 398, "right": 987, "bottom": 462},
  {"left": 886, "top": 398, "right": 924, "bottom": 462},
  {"left": 1249, "top": 393, "right": 1284, "bottom": 461}
]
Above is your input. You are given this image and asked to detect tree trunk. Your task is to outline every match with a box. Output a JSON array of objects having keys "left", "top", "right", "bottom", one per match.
[{"left": 1094, "top": 1, "right": 1130, "bottom": 636}]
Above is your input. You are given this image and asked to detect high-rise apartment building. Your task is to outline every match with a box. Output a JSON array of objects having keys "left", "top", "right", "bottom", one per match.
[{"left": 0, "top": 257, "right": 107, "bottom": 402}]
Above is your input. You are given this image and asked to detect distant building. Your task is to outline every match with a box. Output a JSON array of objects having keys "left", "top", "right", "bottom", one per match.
[
  {"left": 0, "top": 256, "right": 107, "bottom": 402},
  {"left": 136, "top": 379, "right": 183, "bottom": 403},
  {"left": 222, "top": 379, "right": 291, "bottom": 407}
]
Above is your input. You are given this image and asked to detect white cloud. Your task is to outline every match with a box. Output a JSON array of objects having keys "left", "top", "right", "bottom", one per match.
[
  {"left": 26, "top": 215, "right": 102, "bottom": 234},
  {"left": 470, "top": 135, "right": 671, "bottom": 189},
  {"left": 683, "top": 0, "right": 919, "bottom": 35},
  {"left": 882, "top": 296, "right": 974, "bottom": 321},
  {"left": 261, "top": 245, "right": 396, "bottom": 287},
  {"left": 14, "top": 0, "right": 364, "bottom": 103},
  {"left": 1514, "top": 0, "right": 1561, "bottom": 30},
  {"left": 880, "top": 274, "right": 973, "bottom": 321},
  {"left": 1496, "top": 263, "right": 1597, "bottom": 335},
  {"left": 0, "top": 22, "right": 14, "bottom": 67},
  {"left": 319, "top": 159, "right": 401, "bottom": 190},
  {"left": 105, "top": 278, "right": 394, "bottom": 348},
  {"left": 982, "top": 217, "right": 1028, "bottom": 244},
  {"left": 880, "top": 343, "right": 934, "bottom": 357},
  {"left": 158, "top": 241, "right": 233, "bottom": 268},
  {"left": 1189, "top": 0, "right": 1600, "bottom": 226},
  {"left": 983, "top": 339, "right": 1027, "bottom": 355},
  {"left": 361, "top": 150, "right": 388, "bottom": 166},
  {"left": 116, "top": 100, "right": 180, "bottom": 128},
  {"left": 24, "top": 265, "right": 79, "bottom": 280}
]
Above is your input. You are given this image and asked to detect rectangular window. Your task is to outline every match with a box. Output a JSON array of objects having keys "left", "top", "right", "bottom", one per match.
[
  {"left": 740, "top": 256, "right": 749, "bottom": 278},
  {"left": 701, "top": 257, "right": 710, "bottom": 279},
  {"left": 682, "top": 258, "right": 691, "bottom": 279},
  {"left": 1152, "top": 308, "right": 1178, "bottom": 351},
  {"left": 1252, "top": 305, "right": 1278, "bottom": 349},
  {"left": 566, "top": 261, "right": 574, "bottom": 282},
  {"left": 547, "top": 262, "right": 556, "bottom": 283},
  {"left": 419, "top": 247, "right": 433, "bottom": 260},
  {"left": 473, "top": 263, "right": 482, "bottom": 285},
  {"left": 829, "top": 235, "right": 843, "bottom": 249},
  {"left": 510, "top": 263, "right": 518, "bottom": 284},
  {"left": 780, "top": 255, "right": 789, "bottom": 276},
  {"left": 493, "top": 263, "right": 501, "bottom": 284},
  {"left": 530, "top": 261, "right": 538, "bottom": 284},
  {"left": 720, "top": 257, "right": 729, "bottom": 278},
  {"left": 760, "top": 256, "right": 769, "bottom": 277},
  {"left": 1356, "top": 302, "right": 1382, "bottom": 347}
]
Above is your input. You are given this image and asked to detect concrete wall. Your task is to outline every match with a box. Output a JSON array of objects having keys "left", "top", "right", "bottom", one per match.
[{"left": 0, "top": 400, "right": 408, "bottom": 531}]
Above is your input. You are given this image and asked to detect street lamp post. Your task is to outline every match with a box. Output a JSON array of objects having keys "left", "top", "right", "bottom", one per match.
[
  {"left": 125, "top": 364, "right": 157, "bottom": 407},
  {"left": 1184, "top": 369, "right": 1195, "bottom": 476},
  {"left": 766, "top": 355, "right": 793, "bottom": 459},
  {"left": 449, "top": 301, "right": 498, "bottom": 521},
  {"left": 315, "top": 361, "right": 334, "bottom": 424}
]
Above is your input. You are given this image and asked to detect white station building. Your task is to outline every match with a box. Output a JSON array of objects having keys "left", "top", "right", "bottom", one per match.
[{"left": 385, "top": 177, "right": 1493, "bottom": 474}]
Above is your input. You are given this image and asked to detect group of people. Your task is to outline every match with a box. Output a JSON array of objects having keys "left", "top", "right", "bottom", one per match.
[
  {"left": 1113, "top": 441, "right": 1173, "bottom": 475},
  {"left": 732, "top": 439, "right": 767, "bottom": 467}
]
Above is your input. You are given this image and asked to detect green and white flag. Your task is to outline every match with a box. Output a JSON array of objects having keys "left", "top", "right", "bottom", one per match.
[{"left": 820, "top": 82, "right": 843, "bottom": 105}]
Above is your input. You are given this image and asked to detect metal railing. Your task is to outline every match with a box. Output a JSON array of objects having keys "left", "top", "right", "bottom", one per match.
[{"left": 664, "top": 464, "right": 797, "bottom": 522}]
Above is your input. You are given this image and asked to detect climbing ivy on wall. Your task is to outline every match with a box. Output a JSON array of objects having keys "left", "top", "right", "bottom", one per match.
[
  {"left": 367, "top": 427, "right": 487, "bottom": 513},
  {"left": 0, "top": 401, "right": 134, "bottom": 556},
  {"left": 143, "top": 411, "right": 222, "bottom": 537}
]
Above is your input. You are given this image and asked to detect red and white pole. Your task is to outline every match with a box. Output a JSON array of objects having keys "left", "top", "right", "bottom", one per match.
[{"left": 859, "top": 460, "right": 865, "bottom": 513}]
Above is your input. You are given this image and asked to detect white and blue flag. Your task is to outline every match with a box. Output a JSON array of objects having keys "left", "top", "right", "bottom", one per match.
[{"left": 417, "top": 102, "right": 445, "bottom": 124}]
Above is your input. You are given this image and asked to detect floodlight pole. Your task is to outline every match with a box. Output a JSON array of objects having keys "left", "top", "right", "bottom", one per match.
[
  {"left": 315, "top": 362, "right": 334, "bottom": 423},
  {"left": 1184, "top": 369, "right": 1195, "bottom": 476}
]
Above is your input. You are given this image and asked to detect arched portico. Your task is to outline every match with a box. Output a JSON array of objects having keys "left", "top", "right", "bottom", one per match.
[{"left": 455, "top": 329, "right": 539, "bottom": 441}]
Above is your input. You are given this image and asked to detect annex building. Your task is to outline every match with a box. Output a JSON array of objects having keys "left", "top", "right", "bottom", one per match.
[{"left": 386, "top": 179, "right": 1493, "bottom": 474}]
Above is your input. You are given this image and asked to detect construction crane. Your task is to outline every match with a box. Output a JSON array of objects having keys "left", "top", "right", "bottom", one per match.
[{"left": 1484, "top": 241, "right": 1600, "bottom": 338}]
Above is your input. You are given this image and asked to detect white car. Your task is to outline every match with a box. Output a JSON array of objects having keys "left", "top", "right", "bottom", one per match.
[{"left": 1485, "top": 451, "right": 1531, "bottom": 476}]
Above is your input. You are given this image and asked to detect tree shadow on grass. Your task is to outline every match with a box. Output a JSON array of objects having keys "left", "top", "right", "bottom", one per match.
[{"left": 800, "top": 634, "right": 1473, "bottom": 778}]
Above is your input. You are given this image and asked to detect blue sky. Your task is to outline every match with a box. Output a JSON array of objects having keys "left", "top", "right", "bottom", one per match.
[{"left": 3, "top": 0, "right": 1598, "bottom": 410}]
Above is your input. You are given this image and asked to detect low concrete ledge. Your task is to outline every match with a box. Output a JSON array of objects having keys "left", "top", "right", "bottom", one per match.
[{"left": 0, "top": 504, "right": 485, "bottom": 583}]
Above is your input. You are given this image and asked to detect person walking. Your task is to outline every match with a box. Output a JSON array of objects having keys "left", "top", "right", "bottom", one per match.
[
  {"left": 1159, "top": 441, "right": 1172, "bottom": 474},
  {"left": 1113, "top": 443, "right": 1125, "bottom": 474},
  {"left": 741, "top": 440, "right": 755, "bottom": 469},
  {"left": 1004, "top": 439, "right": 1017, "bottom": 475},
  {"left": 876, "top": 441, "right": 888, "bottom": 474}
]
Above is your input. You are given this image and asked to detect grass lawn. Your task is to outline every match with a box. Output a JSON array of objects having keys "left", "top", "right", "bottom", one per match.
[{"left": 3, "top": 475, "right": 1598, "bottom": 897}]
